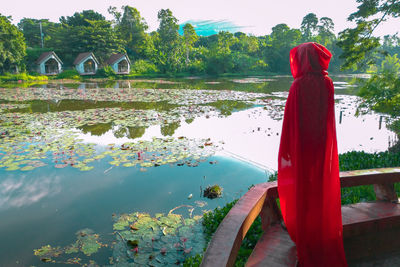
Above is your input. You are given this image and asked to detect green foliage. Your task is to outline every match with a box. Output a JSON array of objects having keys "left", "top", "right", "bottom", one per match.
[
  {"left": 156, "top": 9, "right": 183, "bottom": 73},
  {"left": 337, "top": 0, "right": 400, "bottom": 70},
  {"left": 25, "top": 47, "right": 52, "bottom": 71},
  {"left": 0, "top": 14, "right": 26, "bottom": 73},
  {"left": 357, "top": 54, "right": 400, "bottom": 116},
  {"left": 18, "top": 18, "right": 59, "bottom": 48},
  {"left": 0, "top": 72, "right": 48, "bottom": 82},
  {"left": 339, "top": 150, "right": 400, "bottom": 204},
  {"left": 116, "top": 6, "right": 149, "bottom": 60},
  {"left": 130, "top": 59, "right": 158, "bottom": 74},
  {"left": 55, "top": 69, "right": 80, "bottom": 80},
  {"left": 96, "top": 66, "right": 116, "bottom": 78},
  {"left": 301, "top": 13, "right": 319, "bottom": 42},
  {"left": 60, "top": 10, "right": 105, "bottom": 27}
]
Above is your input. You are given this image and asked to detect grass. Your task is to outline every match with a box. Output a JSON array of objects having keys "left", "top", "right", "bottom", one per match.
[{"left": 0, "top": 72, "right": 48, "bottom": 82}]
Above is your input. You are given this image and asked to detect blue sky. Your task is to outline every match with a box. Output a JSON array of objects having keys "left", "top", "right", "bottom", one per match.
[{"left": 2, "top": 0, "right": 400, "bottom": 36}]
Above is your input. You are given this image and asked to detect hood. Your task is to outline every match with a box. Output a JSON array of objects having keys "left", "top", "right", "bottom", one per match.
[{"left": 290, "top": 42, "right": 332, "bottom": 79}]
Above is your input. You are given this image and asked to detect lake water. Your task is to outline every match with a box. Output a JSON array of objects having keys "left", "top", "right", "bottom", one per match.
[{"left": 0, "top": 75, "right": 397, "bottom": 266}]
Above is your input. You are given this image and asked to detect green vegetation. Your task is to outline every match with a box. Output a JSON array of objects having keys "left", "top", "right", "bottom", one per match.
[
  {"left": 0, "top": 14, "right": 26, "bottom": 73},
  {"left": 0, "top": 72, "right": 48, "bottom": 82},
  {"left": 55, "top": 69, "right": 80, "bottom": 80},
  {"left": 184, "top": 151, "right": 400, "bottom": 266},
  {"left": 2, "top": 8, "right": 349, "bottom": 76},
  {"left": 203, "top": 184, "right": 223, "bottom": 199}
]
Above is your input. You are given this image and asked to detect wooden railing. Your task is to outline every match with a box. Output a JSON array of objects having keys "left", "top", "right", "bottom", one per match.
[{"left": 200, "top": 168, "right": 400, "bottom": 267}]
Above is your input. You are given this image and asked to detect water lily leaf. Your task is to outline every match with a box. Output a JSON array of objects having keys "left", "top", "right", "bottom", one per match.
[
  {"left": 79, "top": 166, "right": 94, "bottom": 171},
  {"left": 21, "top": 165, "right": 35, "bottom": 171}
]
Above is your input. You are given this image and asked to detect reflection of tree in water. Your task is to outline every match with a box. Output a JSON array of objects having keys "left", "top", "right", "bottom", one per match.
[
  {"left": 78, "top": 122, "right": 112, "bottom": 136},
  {"left": 207, "top": 100, "right": 252, "bottom": 116},
  {"left": 387, "top": 119, "right": 400, "bottom": 153},
  {"left": 161, "top": 121, "right": 180, "bottom": 136},
  {"left": 185, "top": 118, "right": 194, "bottom": 124},
  {"left": 113, "top": 126, "right": 127, "bottom": 138},
  {"left": 128, "top": 126, "right": 146, "bottom": 139}
]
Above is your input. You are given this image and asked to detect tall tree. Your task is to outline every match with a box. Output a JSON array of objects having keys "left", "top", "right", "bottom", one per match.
[
  {"left": 0, "top": 15, "right": 26, "bottom": 73},
  {"left": 156, "top": 9, "right": 182, "bottom": 73},
  {"left": 301, "top": 13, "right": 319, "bottom": 41},
  {"left": 118, "top": 6, "right": 149, "bottom": 59},
  {"left": 182, "top": 23, "right": 198, "bottom": 65},
  {"left": 317, "top": 17, "right": 335, "bottom": 46}
]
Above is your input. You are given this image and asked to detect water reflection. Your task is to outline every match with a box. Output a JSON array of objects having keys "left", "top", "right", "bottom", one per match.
[{"left": 0, "top": 175, "right": 61, "bottom": 210}]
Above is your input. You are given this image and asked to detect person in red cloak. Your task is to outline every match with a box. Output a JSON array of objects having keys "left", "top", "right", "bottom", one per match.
[{"left": 278, "top": 42, "right": 348, "bottom": 267}]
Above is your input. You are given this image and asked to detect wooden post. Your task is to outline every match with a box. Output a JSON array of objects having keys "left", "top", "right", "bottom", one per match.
[{"left": 374, "top": 183, "right": 399, "bottom": 203}]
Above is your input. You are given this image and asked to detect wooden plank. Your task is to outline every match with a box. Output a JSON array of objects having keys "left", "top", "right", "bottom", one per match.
[
  {"left": 246, "top": 224, "right": 296, "bottom": 267},
  {"left": 342, "top": 202, "right": 400, "bottom": 238},
  {"left": 340, "top": 167, "right": 400, "bottom": 188}
]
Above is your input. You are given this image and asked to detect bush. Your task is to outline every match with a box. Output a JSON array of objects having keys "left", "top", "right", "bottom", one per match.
[
  {"left": 0, "top": 72, "right": 48, "bottom": 82},
  {"left": 131, "top": 59, "right": 158, "bottom": 74},
  {"left": 55, "top": 69, "right": 80, "bottom": 80},
  {"left": 96, "top": 66, "right": 116, "bottom": 78}
]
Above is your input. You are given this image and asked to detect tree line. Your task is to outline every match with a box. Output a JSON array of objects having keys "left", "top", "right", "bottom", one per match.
[
  {"left": 1, "top": 7, "right": 347, "bottom": 75},
  {"left": 1, "top": 3, "right": 400, "bottom": 76}
]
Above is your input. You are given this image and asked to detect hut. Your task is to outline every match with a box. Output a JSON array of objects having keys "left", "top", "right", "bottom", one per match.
[
  {"left": 106, "top": 53, "right": 131, "bottom": 74},
  {"left": 36, "top": 51, "right": 63, "bottom": 75},
  {"left": 74, "top": 52, "right": 99, "bottom": 75}
]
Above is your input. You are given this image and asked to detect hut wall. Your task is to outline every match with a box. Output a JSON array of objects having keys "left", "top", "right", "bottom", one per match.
[
  {"left": 38, "top": 55, "right": 62, "bottom": 75},
  {"left": 76, "top": 57, "right": 98, "bottom": 74},
  {"left": 111, "top": 57, "right": 130, "bottom": 74}
]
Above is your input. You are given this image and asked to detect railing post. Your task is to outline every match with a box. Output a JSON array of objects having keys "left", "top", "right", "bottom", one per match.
[
  {"left": 373, "top": 183, "right": 399, "bottom": 203},
  {"left": 260, "top": 197, "right": 282, "bottom": 231}
]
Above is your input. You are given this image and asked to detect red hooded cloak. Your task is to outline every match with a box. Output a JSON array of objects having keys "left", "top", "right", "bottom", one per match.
[{"left": 278, "top": 42, "right": 347, "bottom": 266}]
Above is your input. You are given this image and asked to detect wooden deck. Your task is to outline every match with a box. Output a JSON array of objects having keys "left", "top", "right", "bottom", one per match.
[{"left": 200, "top": 168, "right": 400, "bottom": 267}]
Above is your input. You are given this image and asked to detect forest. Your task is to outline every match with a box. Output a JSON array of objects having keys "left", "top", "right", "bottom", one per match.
[{"left": 1, "top": 5, "right": 398, "bottom": 77}]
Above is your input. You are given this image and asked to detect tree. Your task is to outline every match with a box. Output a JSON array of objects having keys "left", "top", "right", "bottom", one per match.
[
  {"left": 156, "top": 9, "right": 183, "bottom": 73},
  {"left": 60, "top": 10, "right": 105, "bottom": 27},
  {"left": 47, "top": 19, "right": 125, "bottom": 66},
  {"left": 316, "top": 17, "right": 335, "bottom": 46},
  {"left": 206, "top": 31, "right": 237, "bottom": 74},
  {"left": 0, "top": 15, "right": 26, "bottom": 73},
  {"left": 337, "top": 0, "right": 400, "bottom": 70},
  {"left": 182, "top": 23, "right": 198, "bottom": 65},
  {"left": 357, "top": 54, "right": 400, "bottom": 116},
  {"left": 18, "top": 18, "right": 59, "bottom": 48},
  {"left": 301, "top": 13, "right": 318, "bottom": 41},
  {"left": 264, "top": 24, "right": 302, "bottom": 73},
  {"left": 117, "top": 6, "right": 149, "bottom": 59}
]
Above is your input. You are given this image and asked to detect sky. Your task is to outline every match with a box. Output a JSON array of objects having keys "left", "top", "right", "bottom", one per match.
[{"left": 2, "top": 0, "right": 400, "bottom": 37}]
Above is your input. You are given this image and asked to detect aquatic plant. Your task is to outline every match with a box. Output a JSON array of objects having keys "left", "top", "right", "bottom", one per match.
[{"left": 203, "top": 184, "right": 223, "bottom": 199}]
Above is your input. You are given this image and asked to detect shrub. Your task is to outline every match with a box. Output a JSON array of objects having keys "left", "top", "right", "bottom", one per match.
[
  {"left": 96, "top": 66, "right": 116, "bottom": 78},
  {"left": 0, "top": 72, "right": 48, "bottom": 82},
  {"left": 55, "top": 69, "right": 80, "bottom": 80},
  {"left": 131, "top": 59, "right": 158, "bottom": 74}
]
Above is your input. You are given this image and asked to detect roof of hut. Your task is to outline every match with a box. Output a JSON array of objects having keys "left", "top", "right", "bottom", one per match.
[
  {"left": 73, "top": 52, "right": 99, "bottom": 65},
  {"left": 106, "top": 53, "right": 131, "bottom": 65},
  {"left": 36, "top": 51, "right": 63, "bottom": 65}
]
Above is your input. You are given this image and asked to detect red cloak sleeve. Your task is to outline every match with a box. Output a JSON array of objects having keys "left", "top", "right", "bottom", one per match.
[{"left": 278, "top": 42, "right": 348, "bottom": 266}]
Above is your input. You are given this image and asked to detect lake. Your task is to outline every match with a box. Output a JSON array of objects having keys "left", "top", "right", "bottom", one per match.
[{"left": 0, "top": 75, "right": 396, "bottom": 266}]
